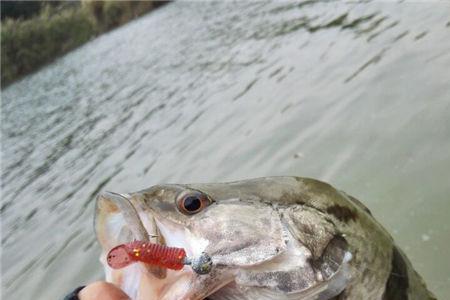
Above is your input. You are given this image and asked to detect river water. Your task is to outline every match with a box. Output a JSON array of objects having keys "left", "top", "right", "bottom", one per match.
[{"left": 1, "top": 1, "right": 449, "bottom": 299}]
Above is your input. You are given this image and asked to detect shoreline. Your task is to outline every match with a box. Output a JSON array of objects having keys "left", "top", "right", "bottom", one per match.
[{"left": 1, "top": 1, "right": 168, "bottom": 88}]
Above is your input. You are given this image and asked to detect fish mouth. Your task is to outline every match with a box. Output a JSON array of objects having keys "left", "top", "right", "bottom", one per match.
[
  {"left": 96, "top": 191, "right": 168, "bottom": 279},
  {"left": 95, "top": 192, "right": 206, "bottom": 300}
]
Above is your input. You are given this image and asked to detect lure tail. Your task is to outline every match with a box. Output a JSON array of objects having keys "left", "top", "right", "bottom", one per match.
[{"left": 107, "top": 241, "right": 186, "bottom": 270}]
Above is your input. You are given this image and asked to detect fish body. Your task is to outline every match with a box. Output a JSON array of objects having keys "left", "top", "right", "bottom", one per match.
[{"left": 95, "top": 177, "right": 436, "bottom": 300}]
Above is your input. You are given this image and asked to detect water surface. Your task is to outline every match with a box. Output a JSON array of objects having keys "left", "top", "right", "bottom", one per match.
[{"left": 2, "top": 1, "right": 450, "bottom": 299}]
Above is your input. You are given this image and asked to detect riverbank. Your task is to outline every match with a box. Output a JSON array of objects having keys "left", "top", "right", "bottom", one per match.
[{"left": 1, "top": 1, "right": 165, "bottom": 87}]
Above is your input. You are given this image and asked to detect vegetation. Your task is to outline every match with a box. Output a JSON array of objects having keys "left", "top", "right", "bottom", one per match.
[
  {"left": 1, "top": 1, "right": 44, "bottom": 20},
  {"left": 1, "top": 1, "right": 165, "bottom": 87}
]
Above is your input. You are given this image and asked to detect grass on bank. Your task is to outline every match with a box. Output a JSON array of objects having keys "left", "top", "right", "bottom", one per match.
[{"left": 1, "top": 1, "right": 159, "bottom": 87}]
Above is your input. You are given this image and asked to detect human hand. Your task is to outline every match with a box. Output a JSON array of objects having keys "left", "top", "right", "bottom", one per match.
[{"left": 64, "top": 281, "right": 130, "bottom": 300}]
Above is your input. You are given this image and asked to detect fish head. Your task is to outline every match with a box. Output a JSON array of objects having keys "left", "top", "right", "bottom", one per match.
[{"left": 95, "top": 178, "right": 352, "bottom": 300}]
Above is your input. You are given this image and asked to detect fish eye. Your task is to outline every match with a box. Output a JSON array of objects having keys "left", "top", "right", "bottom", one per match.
[{"left": 177, "top": 192, "right": 210, "bottom": 215}]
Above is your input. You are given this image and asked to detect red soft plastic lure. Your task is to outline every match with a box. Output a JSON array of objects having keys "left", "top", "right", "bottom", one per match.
[{"left": 107, "top": 241, "right": 186, "bottom": 270}]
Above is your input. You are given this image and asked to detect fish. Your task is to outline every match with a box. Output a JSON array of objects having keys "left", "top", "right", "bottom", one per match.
[{"left": 94, "top": 176, "right": 437, "bottom": 300}]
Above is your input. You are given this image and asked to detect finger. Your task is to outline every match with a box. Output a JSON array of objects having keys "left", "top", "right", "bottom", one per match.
[{"left": 78, "top": 281, "right": 130, "bottom": 300}]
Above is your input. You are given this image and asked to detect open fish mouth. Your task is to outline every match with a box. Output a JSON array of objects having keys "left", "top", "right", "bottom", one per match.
[
  {"left": 95, "top": 192, "right": 206, "bottom": 300},
  {"left": 95, "top": 192, "right": 167, "bottom": 277}
]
